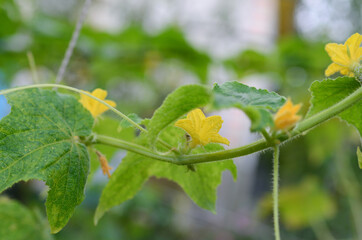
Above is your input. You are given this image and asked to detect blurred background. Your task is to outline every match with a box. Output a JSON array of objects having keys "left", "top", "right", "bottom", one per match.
[{"left": 0, "top": 0, "right": 361, "bottom": 239}]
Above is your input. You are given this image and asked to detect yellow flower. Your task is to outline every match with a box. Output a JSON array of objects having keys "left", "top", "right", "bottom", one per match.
[
  {"left": 175, "top": 108, "right": 230, "bottom": 148},
  {"left": 96, "top": 151, "right": 112, "bottom": 178},
  {"left": 79, "top": 88, "right": 116, "bottom": 118},
  {"left": 325, "top": 33, "right": 362, "bottom": 77},
  {"left": 274, "top": 99, "right": 301, "bottom": 131}
]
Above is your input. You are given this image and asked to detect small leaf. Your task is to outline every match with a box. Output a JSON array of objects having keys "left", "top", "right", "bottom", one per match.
[
  {"left": 212, "top": 81, "right": 285, "bottom": 131},
  {"left": 358, "top": 147, "right": 362, "bottom": 169},
  {"left": 0, "top": 89, "right": 94, "bottom": 233},
  {"left": 95, "top": 125, "right": 236, "bottom": 223},
  {"left": 307, "top": 77, "right": 362, "bottom": 136},
  {"left": 119, "top": 113, "right": 143, "bottom": 129},
  {"left": 0, "top": 197, "right": 53, "bottom": 240},
  {"left": 242, "top": 107, "right": 274, "bottom": 132},
  {"left": 148, "top": 85, "right": 211, "bottom": 146}
]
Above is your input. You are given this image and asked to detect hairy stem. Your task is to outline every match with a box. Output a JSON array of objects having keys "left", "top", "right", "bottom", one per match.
[
  {"left": 273, "top": 145, "right": 281, "bottom": 240},
  {"left": 0, "top": 84, "right": 361, "bottom": 165},
  {"left": 291, "top": 86, "right": 362, "bottom": 136},
  {"left": 94, "top": 85, "right": 361, "bottom": 165},
  {"left": 261, "top": 128, "right": 273, "bottom": 144},
  {"left": 95, "top": 135, "right": 174, "bottom": 163}
]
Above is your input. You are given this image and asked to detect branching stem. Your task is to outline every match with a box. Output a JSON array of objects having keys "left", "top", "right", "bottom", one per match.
[
  {"left": 261, "top": 128, "right": 273, "bottom": 144},
  {"left": 273, "top": 145, "right": 281, "bottom": 240},
  {"left": 0, "top": 84, "right": 361, "bottom": 165}
]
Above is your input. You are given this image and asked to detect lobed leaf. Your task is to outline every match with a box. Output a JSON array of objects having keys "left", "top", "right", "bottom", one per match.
[
  {"left": 0, "top": 89, "right": 94, "bottom": 233},
  {"left": 212, "top": 81, "right": 285, "bottom": 131},
  {"left": 147, "top": 84, "right": 211, "bottom": 146},
  {"left": 95, "top": 125, "right": 236, "bottom": 223},
  {"left": 0, "top": 197, "right": 53, "bottom": 240},
  {"left": 307, "top": 77, "right": 362, "bottom": 136}
]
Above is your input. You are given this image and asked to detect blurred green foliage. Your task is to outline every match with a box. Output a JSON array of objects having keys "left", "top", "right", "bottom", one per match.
[
  {"left": 1, "top": 1, "right": 361, "bottom": 240},
  {"left": 0, "top": 197, "right": 53, "bottom": 240},
  {"left": 55, "top": 184, "right": 187, "bottom": 240},
  {"left": 259, "top": 177, "right": 336, "bottom": 229}
]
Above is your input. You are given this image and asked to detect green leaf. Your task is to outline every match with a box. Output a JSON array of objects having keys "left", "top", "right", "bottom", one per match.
[
  {"left": 307, "top": 77, "right": 362, "bottom": 136},
  {"left": 153, "top": 142, "right": 237, "bottom": 211},
  {"left": 95, "top": 125, "right": 236, "bottom": 223},
  {"left": 148, "top": 84, "right": 211, "bottom": 146},
  {"left": 212, "top": 81, "right": 285, "bottom": 131},
  {"left": 0, "top": 89, "right": 94, "bottom": 233},
  {"left": 358, "top": 147, "right": 362, "bottom": 169},
  {"left": 259, "top": 177, "right": 335, "bottom": 229},
  {"left": 119, "top": 113, "right": 143, "bottom": 129},
  {"left": 0, "top": 197, "right": 53, "bottom": 240},
  {"left": 242, "top": 107, "right": 274, "bottom": 132}
]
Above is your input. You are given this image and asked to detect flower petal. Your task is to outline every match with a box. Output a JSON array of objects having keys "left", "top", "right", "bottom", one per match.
[
  {"left": 187, "top": 108, "right": 205, "bottom": 131},
  {"left": 274, "top": 99, "right": 291, "bottom": 120},
  {"left": 358, "top": 48, "right": 362, "bottom": 61},
  {"left": 175, "top": 109, "right": 229, "bottom": 147},
  {"left": 201, "top": 116, "right": 223, "bottom": 135},
  {"left": 175, "top": 119, "right": 195, "bottom": 136},
  {"left": 274, "top": 115, "right": 301, "bottom": 130},
  {"left": 79, "top": 89, "right": 115, "bottom": 118},
  {"left": 274, "top": 99, "right": 301, "bottom": 131},
  {"left": 209, "top": 134, "right": 230, "bottom": 145},
  {"left": 340, "top": 68, "right": 354, "bottom": 76},
  {"left": 291, "top": 103, "right": 302, "bottom": 114},
  {"left": 93, "top": 100, "right": 117, "bottom": 117},
  {"left": 325, "top": 63, "right": 343, "bottom": 76},
  {"left": 79, "top": 91, "right": 92, "bottom": 109},
  {"left": 325, "top": 43, "right": 349, "bottom": 66},
  {"left": 92, "top": 88, "right": 108, "bottom": 100},
  {"left": 344, "top": 33, "right": 362, "bottom": 61},
  {"left": 105, "top": 100, "right": 116, "bottom": 108}
]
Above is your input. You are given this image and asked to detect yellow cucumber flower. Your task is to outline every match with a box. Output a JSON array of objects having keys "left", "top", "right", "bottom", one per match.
[
  {"left": 79, "top": 88, "right": 116, "bottom": 118},
  {"left": 175, "top": 108, "right": 230, "bottom": 148},
  {"left": 325, "top": 33, "right": 362, "bottom": 77},
  {"left": 274, "top": 99, "right": 301, "bottom": 131}
]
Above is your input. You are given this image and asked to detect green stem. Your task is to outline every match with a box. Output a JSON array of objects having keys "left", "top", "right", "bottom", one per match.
[
  {"left": 1, "top": 84, "right": 361, "bottom": 165},
  {"left": 261, "top": 128, "right": 273, "bottom": 144},
  {"left": 273, "top": 145, "right": 281, "bottom": 240},
  {"left": 0, "top": 83, "right": 175, "bottom": 151},
  {"left": 291, "top": 86, "right": 362, "bottom": 136},
  {"left": 179, "top": 85, "right": 361, "bottom": 164},
  {"left": 95, "top": 85, "right": 362, "bottom": 165},
  {"left": 95, "top": 134, "right": 269, "bottom": 164},
  {"left": 95, "top": 135, "right": 174, "bottom": 163}
]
